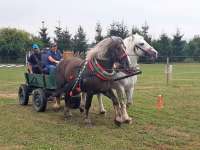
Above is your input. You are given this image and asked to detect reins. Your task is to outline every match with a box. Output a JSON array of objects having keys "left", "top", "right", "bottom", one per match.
[
  {"left": 113, "top": 70, "right": 142, "bottom": 81},
  {"left": 69, "top": 61, "right": 87, "bottom": 96}
]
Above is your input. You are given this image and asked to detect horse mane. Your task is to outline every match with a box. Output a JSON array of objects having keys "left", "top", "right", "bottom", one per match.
[
  {"left": 124, "top": 33, "right": 144, "bottom": 53},
  {"left": 123, "top": 36, "right": 135, "bottom": 53},
  {"left": 86, "top": 37, "right": 113, "bottom": 60}
]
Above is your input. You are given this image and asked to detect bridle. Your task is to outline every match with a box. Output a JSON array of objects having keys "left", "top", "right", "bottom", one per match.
[
  {"left": 110, "top": 36, "right": 129, "bottom": 61},
  {"left": 119, "top": 47, "right": 129, "bottom": 62},
  {"left": 131, "top": 35, "right": 149, "bottom": 57},
  {"left": 133, "top": 45, "right": 143, "bottom": 57}
]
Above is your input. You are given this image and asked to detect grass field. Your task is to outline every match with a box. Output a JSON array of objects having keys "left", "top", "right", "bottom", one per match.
[{"left": 0, "top": 63, "right": 200, "bottom": 150}]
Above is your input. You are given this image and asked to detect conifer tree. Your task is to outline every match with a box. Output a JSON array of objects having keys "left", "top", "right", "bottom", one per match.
[
  {"left": 171, "top": 29, "right": 186, "bottom": 61},
  {"left": 39, "top": 21, "right": 50, "bottom": 47},
  {"left": 54, "top": 24, "right": 72, "bottom": 51},
  {"left": 141, "top": 21, "right": 152, "bottom": 43},
  {"left": 72, "top": 26, "right": 88, "bottom": 54},
  {"left": 107, "top": 21, "right": 129, "bottom": 39}
]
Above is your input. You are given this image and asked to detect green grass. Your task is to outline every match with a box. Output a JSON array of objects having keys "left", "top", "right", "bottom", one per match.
[{"left": 0, "top": 64, "right": 200, "bottom": 150}]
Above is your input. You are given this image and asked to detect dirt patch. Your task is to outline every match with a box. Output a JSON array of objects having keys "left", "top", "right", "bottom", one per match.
[
  {"left": 154, "top": 144, "right": 170, "bottom": 150},
  {"left": 0, "top": 145, "right": 24, "bottom": 150},
  {"left": 136, "top": 86, "right": 159, "bottom": 90},
  {"left": 0, "top": 92, "right": 17, "bottom": 99},
  {"left": 164, "top": 128, "right": 190, "bottom": 138}
]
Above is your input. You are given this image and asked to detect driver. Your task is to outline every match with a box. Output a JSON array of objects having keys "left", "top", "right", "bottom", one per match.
[
  {"left": 27, "top": 44, "right": 42, "bottom": 74},
  {"left": 46, "top": 42, "right": 62, "bottom": 73}
]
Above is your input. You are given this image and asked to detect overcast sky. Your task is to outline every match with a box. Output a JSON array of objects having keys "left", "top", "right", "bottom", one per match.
[{"left": 0, "top": 0, "right": 199, "bottom": 42}]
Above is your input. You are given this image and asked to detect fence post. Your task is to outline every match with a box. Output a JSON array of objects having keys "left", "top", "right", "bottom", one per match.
[{"left": 166, "top": 57, "right": 169, "bottom": 85}]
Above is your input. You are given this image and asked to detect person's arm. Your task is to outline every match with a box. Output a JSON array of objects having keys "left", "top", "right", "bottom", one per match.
[
  {"left": 27, "top": 56, "right": 33, "bottom": 73},
  {"left": 28, "top": 64, "right": 33, "bottom": 73},
  {"left": 48, "top": 56, "right": 60, "bottom": 64}
]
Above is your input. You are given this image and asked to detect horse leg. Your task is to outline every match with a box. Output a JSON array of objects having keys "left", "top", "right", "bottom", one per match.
[
  {"left": 64, "top": 94, "right": 72, "bottom": 120},
  {"left": 116, "top": 87, "right": 132, "bottom": 124},
  {"left": 84, "top": 93, "right": 93, "bottom": 126},
  {"left": 97, "top": 94, "right": 106, "bottom": 114},
  {"left": 52, "top": 81, "right": 75, "bottom": 111},
  {"left": 125, "top": 86, "right": 134, "bottom": 107},
  {"left": 79, "top": 92, "right": 86, "bottom": 113},
  {"left": 53, "top": 96, "right": 61, "bottom": 111},
  {"left": 103, "top": 89, "right": 123, "bottom": 126}
]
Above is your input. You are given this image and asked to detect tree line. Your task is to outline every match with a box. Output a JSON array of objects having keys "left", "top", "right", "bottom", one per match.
[{"left": 0, "top": 21, "right": 200, "bottom": 63}]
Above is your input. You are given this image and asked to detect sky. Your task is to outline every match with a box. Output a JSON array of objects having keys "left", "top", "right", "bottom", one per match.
[{"left": 0, "top": 0, "right": 199, "bottom": 42}]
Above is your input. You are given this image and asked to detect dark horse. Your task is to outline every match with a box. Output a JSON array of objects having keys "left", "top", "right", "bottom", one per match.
[{"left": 55, "top": 36, "right": 131, "bottom": 126}]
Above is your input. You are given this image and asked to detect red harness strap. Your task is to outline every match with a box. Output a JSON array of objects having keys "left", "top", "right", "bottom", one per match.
[
  {"left": 120, "top": 53, "right": 128, "bottom": 60},
  {"left": 87, "top": 60, "right": 108, "bottom": 81}
]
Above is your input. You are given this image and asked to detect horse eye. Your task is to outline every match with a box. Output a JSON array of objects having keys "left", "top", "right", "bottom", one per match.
[{"left": 139, "top": 43, "right": 144, "bottom": 46}]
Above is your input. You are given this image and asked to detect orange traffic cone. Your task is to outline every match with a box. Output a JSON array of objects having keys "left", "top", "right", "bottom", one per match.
[{"left": 156, "top": 95, "right": 164, "bottom": 110}]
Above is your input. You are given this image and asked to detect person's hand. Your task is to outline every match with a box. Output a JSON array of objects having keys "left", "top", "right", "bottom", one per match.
[{"left": 55, "top": 60, "right": 60, "bottom": 64}]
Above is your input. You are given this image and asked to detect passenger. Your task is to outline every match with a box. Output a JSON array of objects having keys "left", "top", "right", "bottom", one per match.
[
  {"left": 27, "top": 44, "right": 42, "bottom": 74},
  {"left": 46, "top": 43, "right": 62, "bottom": 74}
]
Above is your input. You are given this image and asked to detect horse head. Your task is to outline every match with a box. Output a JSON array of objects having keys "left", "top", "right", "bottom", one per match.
[
  {"left": 130, "top": 33, "right": 158, "bottom": 60},
  {"left": 107, "top": 36, "right": 131, "bottom": 70},
  {"left": 86, "top": 36, "right": 131, "bottom": 71}
]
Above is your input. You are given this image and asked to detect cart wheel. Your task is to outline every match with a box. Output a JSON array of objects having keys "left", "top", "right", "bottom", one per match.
[
  {"left": 18, "top": 84, "right": 29, "bottom": 105},
  {"left": 32, "top": 89, "right": 47, "bottom": 112}
]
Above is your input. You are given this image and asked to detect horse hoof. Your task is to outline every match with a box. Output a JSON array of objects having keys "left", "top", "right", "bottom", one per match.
[
  {"left": 67, "top": 113, "right": 72, "bottom": 118},
  {"left": 124, "top": 119, "right": 133, "bottom": 124},
  {"left": 53, "top": 106, "right": 61, "bottom": 112},
  {"left": 84, "top": 118, "right": 91, "bottom": 124},
  {"left": 64, "top": 116, "right": 72, "bottom": 122},
  {"left": 126, "top": 102, "right": 133, "bottom": 108},
  {"left": 114, "top": 119, "right": 122, "bottom": 127},
  {"left": 100, "top": 110, "right": 106, "bottom": 115},
  {"left": 64, "top": 111, "right": 72, "bottom": 118},
  {"left": 79, "top": 107, "right": 84, "bottom": 113},
  {"left": 85, "top": 124, "right": 93, "bottom": 128},
  {"left": 84, "top": 118, "right": 93, "bottom": 128}
]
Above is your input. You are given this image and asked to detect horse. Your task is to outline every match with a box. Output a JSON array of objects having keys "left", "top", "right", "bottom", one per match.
[
  {"left": 55, "top": 36, "right": 132, "bottom": 126},
  {"left": 95, "top": 33, "right": 158, "bottom": 122}
]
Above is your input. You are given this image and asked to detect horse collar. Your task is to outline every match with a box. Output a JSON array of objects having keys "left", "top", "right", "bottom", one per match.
[{"left": 88, "top": 58, "right": 115, "bottom": 81}]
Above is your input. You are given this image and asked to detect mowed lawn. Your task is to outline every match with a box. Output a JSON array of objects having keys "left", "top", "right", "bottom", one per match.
[{"left": 0, "top": 63, "right": 199, "bottom": 150}]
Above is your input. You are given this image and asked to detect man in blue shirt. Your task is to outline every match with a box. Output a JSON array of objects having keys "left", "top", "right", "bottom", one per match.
[{"left": 46, "top": 43, "right": 62, "bottom": 73}]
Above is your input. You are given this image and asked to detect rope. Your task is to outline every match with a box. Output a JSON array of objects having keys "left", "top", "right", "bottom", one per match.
[{"left": 70, "top": 61, "right": 88, "bottom": 93}]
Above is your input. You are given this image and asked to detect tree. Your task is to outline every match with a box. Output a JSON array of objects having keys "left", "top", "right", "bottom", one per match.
[
  {"left": 171, "top": 29, "right": 186, "bottom": 61},
  {"left": 72, "top": 26, "right": 88, "bottom": 54},
  {"left": 0, "top": 28, "right": 42, "bottom": 63},
  {"left": 39, "top": 21, "right": 50, "bottom": 47},
  {"left": 54, "top": 25, "right": 62, "bottom": 45},
  {"left": 152, "top": 33, "right": 172, "bottom": 62},
  {"left": 131, "top": 25, "right": 142, "bottom": 35},
  {"left": 184, "top": 35, "right": 200, "bottom": 61},
  {"left": 95, "top": 22, "right": 103, "bottom": 44},
  {"left": 107, "top": 21, "right": 129, "bottom": 39},
  {"left": 61, "top": 27, "right": 72, "bottom": 51},
  {"left": 141, "top": 22, "right": 152, "bottom": 43},
  {"left": 54, "top": 26, "right": 72, "bottom": 51},
  {"left": 31, "top": 36, "right": 45, "bottom": 49}
]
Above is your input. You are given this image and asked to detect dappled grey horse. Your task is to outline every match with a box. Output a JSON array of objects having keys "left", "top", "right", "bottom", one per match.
[{"left": 55, "top": 36, "right": 132, "bottom": 126}]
